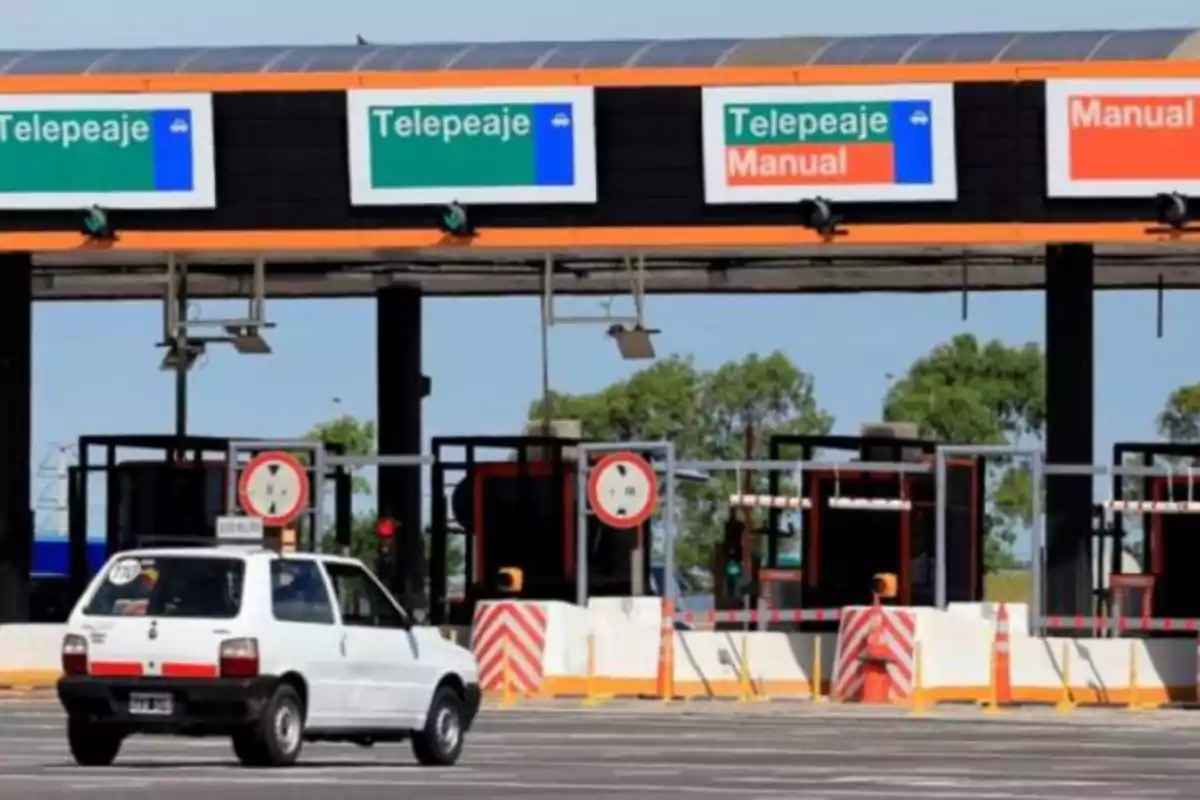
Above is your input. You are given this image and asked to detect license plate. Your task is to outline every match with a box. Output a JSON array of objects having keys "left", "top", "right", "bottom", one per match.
[{"left": 128, "top": 692, "right": 174, "bottom": 716}]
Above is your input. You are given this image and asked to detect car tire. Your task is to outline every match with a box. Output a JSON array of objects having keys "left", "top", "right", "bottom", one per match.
[
  {"left": 412, "top": 685, "right": 465, "bottom": 767},
  {"left": 233, "top": 683, "right": 305, "bottom": 767},
  {"left": 67, "top": 717, "right": 122, "bottom": 766}
]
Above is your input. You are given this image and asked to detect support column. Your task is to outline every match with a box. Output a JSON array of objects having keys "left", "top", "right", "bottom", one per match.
[
  {"left": 1044, "top": 244, "right": 1095, "bottom": 616},
  {"left": 0, "top": 255, "right": 33, "bottom": 623},
  {"left": 376, "top": 287, "right": 425, "bottom": 613}
]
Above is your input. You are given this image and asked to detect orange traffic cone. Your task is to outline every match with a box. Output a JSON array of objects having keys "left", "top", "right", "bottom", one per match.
[
  {"left": 656, "top": 597, "right": 676, "bottom": 702},
  {"left": 995, "top": 602, "right": 1013, "bottom": 705}
]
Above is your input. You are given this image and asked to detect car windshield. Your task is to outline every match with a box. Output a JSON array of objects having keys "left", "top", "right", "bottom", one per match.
[{"left": 83, "top": 556, "right": 245, "bottom": 619}]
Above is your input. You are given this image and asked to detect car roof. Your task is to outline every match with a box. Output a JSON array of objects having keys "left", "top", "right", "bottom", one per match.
[{"left": 106, "top": 547, "right": 361, "bottom": 566}]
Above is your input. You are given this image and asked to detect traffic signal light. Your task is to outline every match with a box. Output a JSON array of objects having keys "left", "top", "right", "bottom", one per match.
[
  {"left": 438, "top": 201, "right": 475, "bottom": 237},
  {"left": 375, "top": 517, "right": 396, "bottom": 579},
  {"left": 723, "top": 517, "right": 745, "bottom": 595},
  {"left": 872, "top": 572, "right": 898, "bottom": 600},
  {"left": 81, "top": 205, "right": 114, "bottom": 240}
]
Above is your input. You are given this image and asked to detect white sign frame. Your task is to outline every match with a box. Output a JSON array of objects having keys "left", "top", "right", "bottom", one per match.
[
  {"left": 1046, "top": 78, "right": 1200, "bottom": 198},
  {"left": 346, "top": 87, "right": 597, "bottom": 206},
  {"left": 701, "top": 83, "right": 958, "bottom": 204},
  {"left": 0, "top": 93, "right": 215, "bottom": 210}
]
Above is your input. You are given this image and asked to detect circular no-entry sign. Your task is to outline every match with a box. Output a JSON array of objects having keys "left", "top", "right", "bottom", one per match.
[
  {"left": 587, "top": 451, "right": 658, "bottom": 529},
  {"left": 237, "top": 450, "right": 310, "bottom": 527}
]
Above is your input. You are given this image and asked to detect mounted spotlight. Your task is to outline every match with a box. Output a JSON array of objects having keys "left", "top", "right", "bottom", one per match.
[
  {"left": 438, "top": 201, "right": 476, "bottom": 237},
  {"left": 158, "top": 339, "right": 206, "bottom": 372},
  {"left": 81, "top": 205, "right": 114, "bottom": 240},
  {"left": 224, "top": 325, "right": 272, "bottom": 355},
  {"left": 1154, "top": 192, "right": 1189, "bottom": 230},
  {"left": 797, "top": 196, "right": 842, "bottom": 239},
  {"left": 606, "top": 323, "right": 659, "bottom": 360}
]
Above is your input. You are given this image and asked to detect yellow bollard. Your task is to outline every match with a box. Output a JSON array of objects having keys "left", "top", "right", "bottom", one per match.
[
  {"left": 738, "top": 631, "right": 753, "bottom": 703},
  {"left": 498, "top": 640, "right": 517, "bottom": 710},
  {"left": 582, "top": 632, "right": 612, "bottom": 707},
  {"left": 981, "top": 639, "right": 1002, "bottom": 715},
  {"left": 1127, "top": 639, "right": 1147, "bottom": 712},
  {"left": 1055, "top": 641, "right": 1075, "bottom": 714},
  {"left": 909, "top": 642, "right": 927, "bottom": 716},
  {"left": 812, "top": 635, "right": 826, "bottom": 704}
]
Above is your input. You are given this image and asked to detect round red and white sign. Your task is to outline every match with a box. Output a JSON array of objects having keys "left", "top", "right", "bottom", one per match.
[
  {"left": 587, "top": 451, "right": 658, "bottom": 529},
  {"left": 237, "top": 450, "right": 310, "bottom": 527}
]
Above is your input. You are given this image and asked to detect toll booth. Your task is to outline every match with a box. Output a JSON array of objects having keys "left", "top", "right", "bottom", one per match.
[
  {"left": 1111, "top": 441, "right": 1200, "bottom": 624},
  {"left": 54, "top": 433, "right": 355, "bottom": 619},
  {"left": 759, "top": 434, "right": 984, "bottom": 617},
  {"left": 428, "top": 435, "right": 652, "bottom": 625}
]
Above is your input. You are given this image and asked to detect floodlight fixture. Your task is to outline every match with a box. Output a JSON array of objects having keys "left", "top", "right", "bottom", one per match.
[
  {"left": 1154, "top": 192, "right": 1189, "bottom": 229},
  {"left": 159, "top": 339, "right": 206, "bottom": 372},
  {"left": 797, "top": 197, "right": 842, "bottom": 238},
  {"left": 438, "top": 201, "right": 475, "bottom": 237},
  {"left": 224, "top": 325, "right": 272, "bottom": 355},
  {"left": 606, "top": 323, "right": 658, "bottom": 360},
  {"left": 81, "top": 205, "right": 114, "bottom": 240}
]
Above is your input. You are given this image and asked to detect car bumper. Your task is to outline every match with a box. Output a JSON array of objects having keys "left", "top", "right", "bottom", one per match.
[
  {"left": 58, "top": 675, "right": 277, "bottom": 734},
  {"left": 463, "top": 682, "right": 481, "bottom": 729}
]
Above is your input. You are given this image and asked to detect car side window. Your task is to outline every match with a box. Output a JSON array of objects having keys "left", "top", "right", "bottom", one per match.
[
  {"left": 323, "top": 562, "right": 408, "bottom": 630},
  {"left": 270, "top": 560, "right": 335, "bottom": 625}
]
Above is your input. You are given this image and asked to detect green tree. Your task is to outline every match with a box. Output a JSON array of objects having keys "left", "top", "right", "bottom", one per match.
[
  {"left": 529, "top": 351, "right": 833, "bottom": 582},
  {"left": 1157, "top": 383, "right": 1200, "bottom": 442},
  {"left": 301, "top": 413, "right": 463, "bottom": 575},
  {"left": 882, "top": 333, "right": 1045, "bottom": 572}
]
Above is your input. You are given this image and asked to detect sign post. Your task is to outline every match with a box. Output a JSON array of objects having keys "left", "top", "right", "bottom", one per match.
[
  {"left": 700, "top": 84, "right": 957, "bottom": 204},
  {"left": 346, "top": 87, "right": 597, "bottom": 205},
  {"left": 0, "top": 93, "right": 215, "bottom": 209}
]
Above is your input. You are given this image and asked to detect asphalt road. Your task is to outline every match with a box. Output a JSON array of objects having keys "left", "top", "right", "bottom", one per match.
[{"left": 4, "top": 697, "right": 1200, "bottom": 798}]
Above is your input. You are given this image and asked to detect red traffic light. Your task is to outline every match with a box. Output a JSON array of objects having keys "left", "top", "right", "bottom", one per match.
[{"left": 376, "top": 518, "right": 396, "bottom": 538}]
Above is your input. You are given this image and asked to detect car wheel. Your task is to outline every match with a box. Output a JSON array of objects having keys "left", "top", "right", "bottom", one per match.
[
  {"left": 235, "top": 683, "right": 305, "bottom": 767},
  {"left": 412, "top": 686, "right": 465, "bottom": 767},
  {"left": 67, "top": 717, "right": 122, "bottom": 766}
]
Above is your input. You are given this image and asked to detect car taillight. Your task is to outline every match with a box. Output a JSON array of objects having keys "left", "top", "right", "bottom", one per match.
[
  {"left": 219, "top": 637, "right": 259, "bottom": 678},
  {"left": 61, "top": 634, "right": 88, "bottom": 676}
]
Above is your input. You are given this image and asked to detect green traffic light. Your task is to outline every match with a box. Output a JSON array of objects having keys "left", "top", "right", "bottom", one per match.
[
  {"left": 81, "top": 205, "right": 113, "bottom": 239},
  {"left": 439, "top": 201, "right": 473, "bottom": 237}
]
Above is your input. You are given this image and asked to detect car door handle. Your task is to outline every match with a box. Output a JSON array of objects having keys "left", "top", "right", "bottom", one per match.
[{"left": 339, "top": 633, "right": 347, "bottom": 656}]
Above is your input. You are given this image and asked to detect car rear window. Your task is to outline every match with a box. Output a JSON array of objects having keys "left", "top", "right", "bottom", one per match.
[{"left": 83, "top": 556, "right": 245, "bottom": 619}]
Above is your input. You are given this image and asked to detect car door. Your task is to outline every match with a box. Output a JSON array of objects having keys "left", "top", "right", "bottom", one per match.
[
  {"left": 267, "top": 558, "right": 356, "bottom": 728},
  {"left": 322, "top": 560, "right": 421, "bottom": 727}
]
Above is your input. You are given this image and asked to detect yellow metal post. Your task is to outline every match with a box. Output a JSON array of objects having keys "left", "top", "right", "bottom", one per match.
[
  {"left": 1055, "top": 641, "right": 1075, "bottom": 714},
  {"left": 1127, "top": 639, "right": 1148, "bottom": 712},
  {"left": 582, "top": 632, "right": 611, "bottom": 707},
  {"left": 909, "top": 642, "right": 927, "bottom": 716},
  {"left": 738, "top": 631, "right": 752, "bottom": 703},
  {"left": 499, "top": 640, "right": 516, "bottom": 710},
  {"left": 812, "top": 635, "right": 826, "bottom": 704}
]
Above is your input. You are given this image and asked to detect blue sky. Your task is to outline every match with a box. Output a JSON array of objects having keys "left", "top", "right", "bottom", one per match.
[{"left": 9, "top": 0, "right": 1200, "bottom": 555}]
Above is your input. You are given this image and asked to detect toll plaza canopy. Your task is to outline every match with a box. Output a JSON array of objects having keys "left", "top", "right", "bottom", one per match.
[{"left": 2, "top": 29, "right": 1200, "bottom": 297}]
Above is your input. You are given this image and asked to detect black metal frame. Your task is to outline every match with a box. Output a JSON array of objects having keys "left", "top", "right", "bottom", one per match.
[
  {"left": 1110, "top": 440, "right": 1200, "bottom": 599},
  {"left": 428, "top": 435, "right": 579, "bottom": 625}
]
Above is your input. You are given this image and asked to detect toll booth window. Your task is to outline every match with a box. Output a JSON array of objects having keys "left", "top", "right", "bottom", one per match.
[
  {"left": 83, "top": 557, "right": 244, "bottom": 619},
  {"left": 270, "top": 560, "right": 335, "bottom": 625},
  {"left": 324, "top": 562, "right": 409, "bottom": 629}
]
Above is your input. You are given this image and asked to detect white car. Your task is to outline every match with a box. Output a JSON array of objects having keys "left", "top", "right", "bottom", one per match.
[{"left": 56, "top": 547, "right": 480, "bottom": 768}]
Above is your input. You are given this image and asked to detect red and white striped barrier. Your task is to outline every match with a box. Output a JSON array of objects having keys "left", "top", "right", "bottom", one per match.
[
  {"left": 727, "top": 494, "right": 912, "bottom": 511},
  {"left": 674, "top": 608, "right": 842, "bottom": 625},
  {"left": 827, "top": 497, "right": 913, "bottom": 511},
  {"left": 728, "top": 494, "right": 811, "bottom": 510},
  {"left": 472, "top": 601, "right": 549, "bottom": 696},
  {"left": 1041, "top": 615, "right": 1200, "bottom": 633},
  {"left": 1103, "top": 500, "right": 1200, "bottom": 514},
  {"left": 833, "top": 606, "right": 916, "bottom": 701}
]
